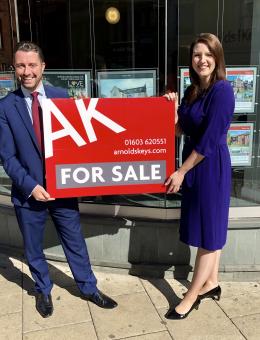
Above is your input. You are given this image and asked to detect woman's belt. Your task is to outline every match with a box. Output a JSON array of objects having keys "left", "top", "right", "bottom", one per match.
[{"left": 185, "top": 133, "right": 227, "bottom": 145}]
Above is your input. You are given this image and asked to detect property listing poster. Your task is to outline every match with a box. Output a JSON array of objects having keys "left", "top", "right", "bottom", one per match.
[
  {"left": 227, "top": 123, "right": 254, "bottom": 166},
  {"left": 43, "top": 70, "right": 92, "bottom": 98},
  {"left": 42, "top": 97, "right": 175, "bottom": 198},
  {"left": 226, "top": 67, "right": 257, "bottom": 113},
  {"left": 179, "top": 68, "right": 191, "bottom": 99},
  {"left": 0, "top": 72, "right": 16, "bottom": 98},
  {"left": 97, "top": 69, "right": 157, "bottom": 98}
]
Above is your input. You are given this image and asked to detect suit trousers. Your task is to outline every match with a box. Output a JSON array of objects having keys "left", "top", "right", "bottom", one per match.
[{"left": 15, "top": 198, "right": 97, "bottom": 296}]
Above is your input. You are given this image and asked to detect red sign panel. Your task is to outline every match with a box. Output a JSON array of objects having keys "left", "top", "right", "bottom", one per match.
[{"left": 42, "top": 97, "right": 175, "bottom": 198}]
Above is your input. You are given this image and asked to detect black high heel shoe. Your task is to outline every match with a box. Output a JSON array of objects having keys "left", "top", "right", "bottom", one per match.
[
  {"left": 165, "top": 298, "right": 201, "bottom": 320},
  {"left": 199, "top": 285, "right": 221, "bottom": 301}
]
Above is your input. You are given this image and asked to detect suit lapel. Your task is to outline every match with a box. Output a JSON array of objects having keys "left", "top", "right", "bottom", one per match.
[
  {"left": 44, "top": 85, "right": 60, "bottom": 98},
  {"left": 14, "top": 89, "right": 42, "bottom": 156},
  {"left": 13, "top": 85, "right": 67, "bottom": 157},
  {"left": 44, "top": 86, "right": 53, "bottom": 98}
]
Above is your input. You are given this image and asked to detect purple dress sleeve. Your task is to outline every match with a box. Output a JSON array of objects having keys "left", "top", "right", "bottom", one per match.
[{"left": 194, "top": 81, "right": 235, "bottom": 157}]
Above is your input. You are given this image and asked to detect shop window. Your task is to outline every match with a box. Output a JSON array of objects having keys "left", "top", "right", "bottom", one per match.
[{"left": 1, "top": 0, "right": 259, "bottom": 211}]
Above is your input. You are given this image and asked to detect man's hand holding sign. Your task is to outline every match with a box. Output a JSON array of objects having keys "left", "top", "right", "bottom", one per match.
[{"left": 42, "top": 97, "right": 175, "bottom": 198}]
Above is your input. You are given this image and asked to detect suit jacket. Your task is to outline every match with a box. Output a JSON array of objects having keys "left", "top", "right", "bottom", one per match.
[{"left": 0, "top": 85, "right": 68, "bottom": 208}]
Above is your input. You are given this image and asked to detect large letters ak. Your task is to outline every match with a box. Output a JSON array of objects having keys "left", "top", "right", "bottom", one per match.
[{"left": 42, "top": 98, "right": 126, "bottom": 158}]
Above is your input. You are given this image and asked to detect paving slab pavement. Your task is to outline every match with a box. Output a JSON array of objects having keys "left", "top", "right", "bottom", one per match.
[{"left": 0, "top": 252, "right": 260, "bottom": 340}]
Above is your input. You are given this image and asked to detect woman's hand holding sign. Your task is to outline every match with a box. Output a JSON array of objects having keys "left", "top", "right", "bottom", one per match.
[
  {"left": 165, "top": 169, "right": 184, "bottom": 193},
  {"left": 164, "top": 92, "right": 178, "bottom": 124},
  {"left": 164, "top": 91, "right": 184, "bottom": 193}
]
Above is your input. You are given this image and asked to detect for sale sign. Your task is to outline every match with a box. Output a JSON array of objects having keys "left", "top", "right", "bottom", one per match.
[{"left": 42, "top": 97, "right": 175, "bottom": 198}]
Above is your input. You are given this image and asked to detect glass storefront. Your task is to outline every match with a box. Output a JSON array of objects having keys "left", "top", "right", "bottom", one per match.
[
  {"left": 0, "top": 0, "right": 259, "bottom": 210},
  {"left": 178, "top": 0, "right": 260, "bottom": 209}
]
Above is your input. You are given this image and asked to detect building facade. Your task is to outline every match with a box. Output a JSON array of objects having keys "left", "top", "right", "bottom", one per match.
[{"left": 0, "top": 0, "right": 260, "bottom": 279}]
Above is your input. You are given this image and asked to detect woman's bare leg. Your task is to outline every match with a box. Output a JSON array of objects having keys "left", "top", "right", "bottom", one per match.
[
  {"left": 199, "top": 249, "right": 221, "bottom": 295},
  {"left": 175, "top": 248, "right": 218, "bottom": 314}
]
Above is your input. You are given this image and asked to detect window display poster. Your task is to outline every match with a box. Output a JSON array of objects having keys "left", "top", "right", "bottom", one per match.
[
  {"left": 42, "top": 97, "right": 175, "bottom": 198},
  {"left": 180, "top": 68, "right": 191, "bottom": 99},
  {"left": 43, "top": 71, "right": 91, "bottom": 98},
  {"left": 226, "top": 67, "right": 257, "bottom": 113},
  {"left": 227, "top": 123, "right": 254, "bottom": 166},
  {"left": 97, "top": 69, "right": 157, "bottom": 98},
  {"left": 0, "top": 72, "right": 16, "bottom": 98}
]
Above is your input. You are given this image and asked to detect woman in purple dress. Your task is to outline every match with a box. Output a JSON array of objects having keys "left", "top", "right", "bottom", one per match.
[{"left": 165, "top": 33, "right": 235, "bottom": 320}]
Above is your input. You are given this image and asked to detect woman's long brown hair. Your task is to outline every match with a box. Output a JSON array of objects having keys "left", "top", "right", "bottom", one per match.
[{"left": 187, "top": 33, "right": 226, "bottom": 103}]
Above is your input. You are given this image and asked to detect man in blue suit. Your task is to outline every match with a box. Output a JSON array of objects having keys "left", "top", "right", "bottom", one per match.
[{"left": 0, "top": 41, "right": 117, "bottom": 318}]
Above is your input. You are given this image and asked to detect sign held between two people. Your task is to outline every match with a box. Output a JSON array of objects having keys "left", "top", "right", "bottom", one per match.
[{"left": 42, "top": 97, "right": 175, "bottom": 198}]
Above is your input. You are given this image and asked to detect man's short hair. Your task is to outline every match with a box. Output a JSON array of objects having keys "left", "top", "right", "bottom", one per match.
[{"left": 14, "top": 41, "right": 45, "bottom": 62}]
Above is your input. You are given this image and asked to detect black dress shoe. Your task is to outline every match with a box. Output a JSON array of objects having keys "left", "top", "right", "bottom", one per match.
[
  {"left": 83, "top": 289, "right": 118, "bottom": 309},
  {"left": 199, "top": 285, "right": 221, "bottom": 301},
  {"left": 36, "top": 293, "right": 53, "bottom": 318},
  {"left": 165, "top": 298, "right": 200, "bottom": 320}
]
